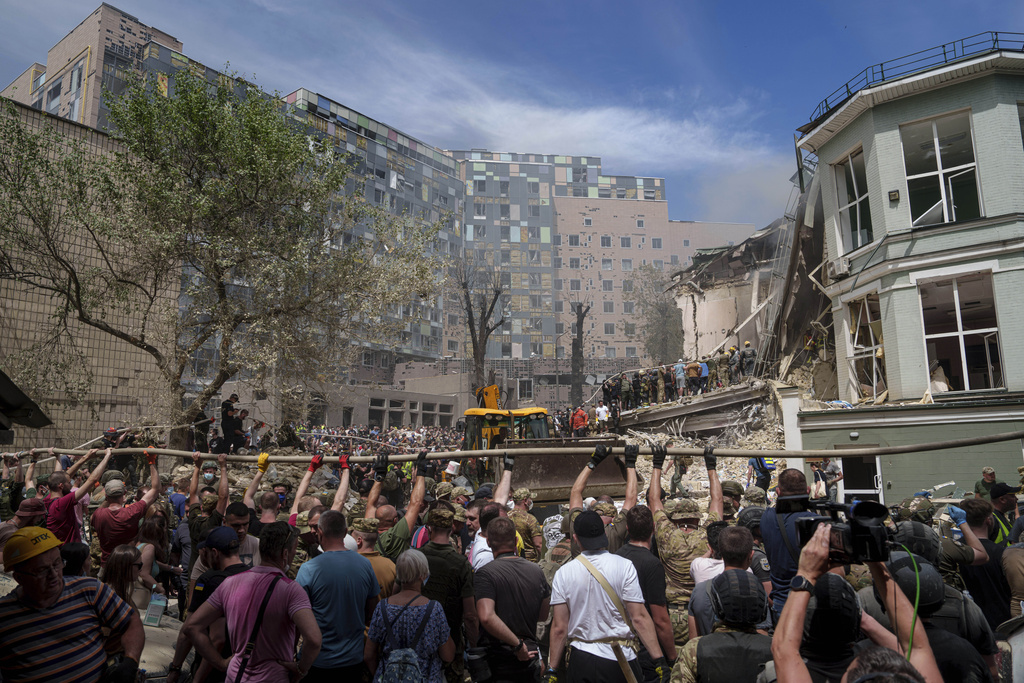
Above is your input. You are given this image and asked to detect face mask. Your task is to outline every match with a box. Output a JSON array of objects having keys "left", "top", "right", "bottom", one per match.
[
  {"left": 423, "top": 574, "right": 430, "bottom": 587},
  {"left": 278, "top": 493, "right": 287, "bottom": 505},
  {"left": 203, "top": 473, "right": 214, "bottom": 482},
  {"left": 166, "top": 487, "right": 174, "bottom": 495},
  {"left": 526, "top": 500, "right": 534, "bottom": 512}
]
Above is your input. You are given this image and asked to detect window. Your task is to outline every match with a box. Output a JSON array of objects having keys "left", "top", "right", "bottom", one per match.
[
  {"left": 500, "top": 225, "right": 511, "bottom": 241},
  {"left": 651, "top": 238, "right": 663, "bottom": 249},
  {"left": 683, "top": 239, "right": 690, "bottom": 247},
  {"left": 900, "top": 111, "right": 981, "bottom": 227},
  {"left": 500, "top": 250, "right": 511, "bottom": 265},
  {"left": 617, "top": 188, "right": 627, "bottom": 198},
  {"left": 602, "top": 280, "right": 613, "bottom": 292},
  {"left": 623, "top": 301, "right": 635, "bottom": 314},
  {"left": 556, "top": 346, "right": 566, "bottom": 359},
  {"left": 671, "top": 255, "right": 679, "bottom": 265},
  {"left": 554, "top": 257, "right": 562, "bottom": 269},
  {"left": 528, "top": 181, "right": 540, "bottom": 194},
  {"left": 621, "top": 259, "right": 633, "bottom": 272},
  {"left": 569, "top": 257, "right": 581, "bottom": 269},
  {"left": 624, "top": 323, "right": 636, "bottom": 336},
  {"left": 529, "top": 273, "right": 542, "bottom": 287},
  {"left": 500, "top": 180, "right": 509, "bottom": 196},
  {"left": 620, "top": 236, "right": 631, "bottom": 248},
  {"left": 605, "top": 347, "right": 617, "bottom": 358},
  {"left": 500, "top": 204, "right": 510, "bottom": 219},
  {"left": 653, "top": 260, "right": 664, "bottom": 271},
  {"left": 529, "top": 317, "right": 543, "bottom": 330},
  {"left": 603, "top": 301, "right": 614, "bottom": 313},
  {"left": 584, "top": 218, "right": 593, "bottom": 227},
  {"left": 475, "top": 226, "right": 487, "bottom": 239},
  {"left": 554, "top": 278, "right": 563, "bottom": 290},
  {"left": 637, "top": 219, "right": 644, "bottom": 228},
  {"left": 570, "top": 279, "right": 581, "bottom": 291},
  {"left": 556, "top": 322, "right": 565, "bottom": 334},
  {"left": 623, "top": 280, "right": 634, "bottom": 293},
  {"left": 600, "top": 235, "right": 612, "bottom": 247},
  {"left": 553, "top": 235, "right": 562, "bottom": 246},
  {"left": 554, "top": 300, "right": 564, "bottom": 312},
  {"left": 604, "top": 323, "right": 615, "bottom": 335},
  {"left": 601, "top": 258, "right": 613, "bottom": 270},
  {"left": 834, "top": 149, "right": 873, "bottom": 252},
  {"left": 45, "top": 81, "right": 61, "bottom": 115},
  {"left": 847, "top": 294, "right": 887, "bottom": 401},
  {"left": 919, "top": 272, "right": 1002, "bottom": 391},
  {"left": 500, "top": 272, "right": 511, "bottom": 287},
  {"left": 475, "top": 179, "right": 487, "bottom": 193},
  {"left": 447, "top": 340, "right": 459, "bottom": 352},
  {"left": 474, "top": 202, "right": 486, "bottom": 218},
  {"left": 573, "top": 187, "right": 587, "bottom": 196},
  {"left": 573, "top": 167, "right": 588, "bottom": 182},
  {"left": 644, "top": 189, "right": 656, "bottom": 200},
  {"left": 568, "top": 234, "right": 580, "bottom": 246},
  {"left": 529, "top": 204, "right": 540, "bottom": 217},
  {"left": 626, "top": 346, "right": 638, "bottom": 358},
  {"left": 528, "top": 249, "right": 541, "bottom": 263},
  {"left": 502, "top": 342, "right": 512, "bottom": 358},
  {"left": 599, "top": 188, "right": 611, "bottom": 198}
]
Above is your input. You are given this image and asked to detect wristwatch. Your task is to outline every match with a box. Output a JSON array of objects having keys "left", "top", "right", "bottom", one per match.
[{"left": 790, "top": 575, "right": 815, "bottom": 593}]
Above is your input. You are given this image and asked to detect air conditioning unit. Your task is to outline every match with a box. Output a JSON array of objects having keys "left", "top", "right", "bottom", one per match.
[{"left": 827, "top": 256, "right": 851, "bottom": 280}]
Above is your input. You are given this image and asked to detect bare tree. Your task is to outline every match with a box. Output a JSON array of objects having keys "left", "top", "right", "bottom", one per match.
[
  {"left": 449, "top": 249, "right": 509, "bottom": 397},
  {"left": 568, "top": 296, "right": 592, "bottom": 407},
  {"left": 626, "top": 265, "right": 685, "bottom": 365}
]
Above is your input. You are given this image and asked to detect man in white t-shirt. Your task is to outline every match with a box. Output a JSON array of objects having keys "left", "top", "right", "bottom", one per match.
[
  {"left": 547, "top": 510, "right": 670, "bottom": 683},
  {"left": 595, "top": 401, "right": 610, "bottom": 433}
]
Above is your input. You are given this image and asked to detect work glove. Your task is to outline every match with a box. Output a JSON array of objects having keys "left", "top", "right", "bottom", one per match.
[
  {"left": 338, "top": 452, "right": 350, "bottom": 470},
  {"left": 257, "top": 452, "right": 270, "bottom": 473},
  {"left": 652, "top": 656, "right": 670, "bottom": 683},
  {"left": 503, "top": 452, "right": 516, "bottom": 472},
  {"left": 543, "top": 668, "right": 559, "bottom": 683},
  {"left": 589, "top": 445, "right": 610, "bottom": 469},
  {"left": 308, "top": 453, "right": 323, "bottom": 472},
  {"left": 947, "top": 504, "right": 967, "bottom": 526},
  {"left": 144, "top": 449, "right": 157, "bottom": 466},
  {"left": 101, "top": 658, "right": 139, "bottom": 683},
  {"left": 651, "top": 445, "right": 667, "bottom": 471},
  {"left": 703, "top": 445, "right": 717, "bottom": 470},
  {"left": 624, "top": 444, "right": 639, "bottom": 469},
  {"left": 416, "top": 450, "right": 430, "bottom": 477},
  {"left": 373, "top": 453, "right": 389, "bottom": 482}
]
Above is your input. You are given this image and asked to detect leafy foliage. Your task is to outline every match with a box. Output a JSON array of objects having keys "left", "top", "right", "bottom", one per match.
[{"left": 625, "top": 265, "right": 685, "bottom": 365}]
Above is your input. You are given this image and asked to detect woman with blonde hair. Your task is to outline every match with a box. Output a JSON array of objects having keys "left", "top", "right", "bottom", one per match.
[
  {"left": 104, "top": 544, "right": 148, "bottom": 608},
  {"left": 137, "top": 517, "right": 178, "bottom": 598}
]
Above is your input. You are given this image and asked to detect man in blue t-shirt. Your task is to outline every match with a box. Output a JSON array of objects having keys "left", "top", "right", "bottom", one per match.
[
  {"left": 759, "top": 468, "right": 816, "bottom": 623},
  {"left": 296, "top": 510, "right": 380, "bottom": 679}
]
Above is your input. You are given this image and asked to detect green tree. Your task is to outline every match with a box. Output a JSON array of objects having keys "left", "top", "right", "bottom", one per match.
[
  {"left": 0, "top": 69, "right": 440, "bottom": 446},
  {"left": 626, "top": 265, "right": 685, "bottom": 365}
]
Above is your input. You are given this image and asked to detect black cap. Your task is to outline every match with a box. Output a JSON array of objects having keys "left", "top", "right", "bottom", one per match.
[
  {"left": 473, "top": 485, "right": 494, "bottom": 500},
  {"left": 710, "top": 569, "right": 767, "bottom": 626},
  {"left": 990, "top": 483, "right": 1021, "bottom": 500},
  {"left": 573, "top": 510, "right": 608, "bottom": 551}
]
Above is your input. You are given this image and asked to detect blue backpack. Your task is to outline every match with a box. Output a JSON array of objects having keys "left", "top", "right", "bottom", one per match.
[
  {"left": 377, "top": 597, "right": 436, "bottom": 683},
  {"left": 755, "top": 457, "right": 776, "bottom": 473}
]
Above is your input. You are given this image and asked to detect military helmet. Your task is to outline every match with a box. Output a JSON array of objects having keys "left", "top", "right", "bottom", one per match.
[
  {"left": 897, "top": 495, "right": 935, "bottom": 525},
  {"left": 667, "top": 498, "right": 701, "bottom": 521}
]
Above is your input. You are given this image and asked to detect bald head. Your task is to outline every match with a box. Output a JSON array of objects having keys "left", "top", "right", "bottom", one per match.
[{"left": 376, "top": 505, "right": 398, "bottom": 530}]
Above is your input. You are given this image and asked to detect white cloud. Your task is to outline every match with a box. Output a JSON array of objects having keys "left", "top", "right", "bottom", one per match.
[{"left": 689, "top": 153, "right": 797, "bottom": 228}]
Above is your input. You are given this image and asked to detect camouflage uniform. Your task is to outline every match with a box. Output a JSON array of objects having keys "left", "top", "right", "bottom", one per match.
[
  {"left": 896, "top": 495, "right": 935, "bottom": 525},
  {"left": 706, "top": 355, "right": 719, "bottom": 388},
  {"left": 721, "top": 481, "right": 744, "bottom": 523},
  {"left": 621, "top": 377, "right": 634, "bottom": 411},
  {"left": 592, "top": 502, "right": 629, "bottom": 554},
  {"left": 639, "top": 372, "right": 651, "bottom": 406},
  {"left": 509, "top": 488, "right": 543, "bottom": 561},
  {"left": 539, "top": 515, "right": 574, "bottom": 585},
  {"left": 670, "top": 626, "right": 766, "bottom": 683},
  {"left": 655, "top": 500, "right": 717, "bottom": 647}
]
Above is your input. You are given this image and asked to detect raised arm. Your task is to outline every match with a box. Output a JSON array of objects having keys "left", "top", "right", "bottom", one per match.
[
  {"left": 622, "top": 445, "right": 639, "bottom": 512},
  {"left": 74, "top": 449, "right": 110, "bottom": 502},
  {"left": 141, "top": 451, "right": 160, "bottom": 507},
  {"left": 402, "top": 451, "right": 427, "bottom": 531},
  {"left": 188, "top": 451, "right": 202, "bottom": 506},
  {"left": 570, "top": 445, "right": 610, "bottom": 510},
  {"left": 331, "top": 453, "right": 351, "bottom": 512},
  {"left": 867, "top": 561, "right": 942, "bottom": 683},
  {"left": 947, "top": 505, "right": 989, "bottom": 565},
  {"left": 771, "top": 523, "right": 829, "bottom": 683},
  {"left": 705, "top": 448, "right": 723, "bottom": 520},
  {"left": 66, "top": 447, "right": 92, "bottom": 478},
  {"left": 244, "top": 452, "right": 269, "bottom": 511},
  {"left": 290, "top": 453, "right": 321, "bottom": 516},
  {"left": 364, "top": 452, "right": 388, "bottom": 521},
  {"left": 648, "top": 445, "right": 667, "bottom": 514},
  {"left": 213, "top": 452, "right": 229, "bottom": 515},
  {"left": 493, "top": 453, "right": 514, "bottom": 508}
]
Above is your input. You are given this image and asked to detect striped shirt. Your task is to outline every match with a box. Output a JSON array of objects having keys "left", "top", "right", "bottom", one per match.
[{"left": 0, "top": 577, "right": 134, "bottom": 682}]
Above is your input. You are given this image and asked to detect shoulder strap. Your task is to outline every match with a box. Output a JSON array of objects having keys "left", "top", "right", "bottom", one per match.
[
  {"left": 234, "top": 573, "right": 283, "bottom": 683},
  {"left": 380, "top": 594, "right": 420, "bottom": 652},
  {"left": 577, "top": 554, "right": 635, "bottom": 634},
  {"left": 411, "top": 600, "right": 435, "bottom": 643},
  {"left": 774, "top": 511, "right": 800, "bottom": 563}
]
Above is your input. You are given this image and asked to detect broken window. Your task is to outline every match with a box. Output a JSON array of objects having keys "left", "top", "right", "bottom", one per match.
[
  {"left": 602, "top": 258, "right": 613, "bottom": 270},
  {"left": 834, "top": 149, "right": 873, "bottom": 253},
  {"left": 900, "top": 111, "right": 982, "bottom": 227},
  {"left": 475, "top": 179, "right": 487, "bottom": 193},
  {"left": 919, "top": 272, "right": 1002, "bottom": 392},
  {"left": 848, "top": 294, "right": 887, "bottom": 401}
]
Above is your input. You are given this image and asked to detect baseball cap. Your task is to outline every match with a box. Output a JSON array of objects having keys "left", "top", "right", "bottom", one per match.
[
  {"left": 428, "top": 507, "right": 454, "bottom": 529},
  {"left": 4, "top": 526, "right": 62, "bottom": 569},
  {"left": 104, "top": 480, "right": 126, "bottom": 496},
  {"left": 473, "top": 485, "right": 494, "bottom": 500},
  {"left": 981, "top": 466, "right": 995, "bottom": 474},
  {"left": 14, "top": 498, "right": 46, "bottom": 518},
  {"left": 573, "top": 510, "right": 608, "bottom": 551},
  {"left": 434, "top": 482, "right": 454, "bottom": 499},
  {"left": 592, "top": 502, "right": 617, "bottom": 518},
  {"left": 197, "top": 526, "right": 240, "bottom": 552},
  {"left": 990, "top": 483, "right": 1022, "bottom": 499},
  {"left": 512, "top": 487, "right": 535, "bottom": 502}
]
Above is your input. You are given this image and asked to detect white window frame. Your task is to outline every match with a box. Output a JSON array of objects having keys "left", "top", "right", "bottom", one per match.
[
  {"left": 847, "top": 294, "right": 886, "bottom": 401},
  {"left": 834, "top": 149, "right": 873, "bottom": 253},
  {"left": 584, "top": 217, "right": 593, "bottom": 227}
]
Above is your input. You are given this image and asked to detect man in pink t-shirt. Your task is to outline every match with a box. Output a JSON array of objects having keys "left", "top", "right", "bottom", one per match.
[
  {"left": 91, "top": 451, "right": 161, "bottom": 564},
  {"left": 46, "top": 448, "right": 113, "bottom": 544},
  {"left": 185, "top": 521, "right": 321, "bottom": 682}
]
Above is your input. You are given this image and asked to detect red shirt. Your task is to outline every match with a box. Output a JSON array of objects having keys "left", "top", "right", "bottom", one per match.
[
  {"left": 46, "top": 491, "right": 82, "bottom": 544},
  {"left": 91, "top": 500, "right": 148, "bottom": 564}
]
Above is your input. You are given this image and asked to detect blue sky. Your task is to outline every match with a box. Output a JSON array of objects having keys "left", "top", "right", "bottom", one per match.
[{"left": 2, "top": 1, "right": 1022, "bottom": 228}]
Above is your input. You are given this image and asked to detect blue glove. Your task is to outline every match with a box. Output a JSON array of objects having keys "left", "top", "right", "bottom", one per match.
[{"left": 947, "top": 505, "right": 967, "bottom": 526}]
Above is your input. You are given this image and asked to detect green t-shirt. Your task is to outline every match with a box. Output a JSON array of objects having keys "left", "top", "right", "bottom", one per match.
[
  {"left": 375, "top": 516, "right": 411, "bottom": 562},
  {"left": 973, "top": 478, "right": 1004, "bottom": 501}
]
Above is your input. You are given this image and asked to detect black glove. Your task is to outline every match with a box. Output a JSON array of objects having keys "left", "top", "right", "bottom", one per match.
[
  {"left": 502, "top": 452, "right": 515, "bottom": 472},
  {"left": 703, "top": 445, "right": 717, "bottom": 470},
  {"left": 415, "top": 450, "right": 429, "bottom": 476},
  {"left": 543, "top": 668, "right": 559, "bottom": 683},
  {"left": 373, "top": 453, "right": 389, "bottom": 482},
  {"left": 589, "top": 445, "right": 610, "bottom": 469},
  {"left": 652, "top": 656, "right": 670, "bottom": 683},
  {"left": 624, "top": 444, "right": 639, "bottom": 469},
  {"left": 102, "top": 658, "right": 139, "bottom": 683},
  {"left": 651, "top": 444, "right": 667, "bottom": 471}
]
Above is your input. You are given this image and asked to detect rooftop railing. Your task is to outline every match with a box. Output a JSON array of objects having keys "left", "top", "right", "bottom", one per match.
[{"left": 808, "top": 31, "right": 1024, "bottom": 123}]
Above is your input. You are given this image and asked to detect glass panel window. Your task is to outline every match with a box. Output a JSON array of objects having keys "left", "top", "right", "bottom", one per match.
[
  {"left": 584, "top": 217, "right": 593, "bottom": 226},
  {"left": 847, "top": 294, "right": 887, "bottom": 401},
  {"left": 475, "top": 179, "right": 486, "bottom": 193},
  {"left": 601, "top": 236, "right": 612, "bottom": 247},
  {"left": 919, "top": 272, "right": 1001, "bottom": 392},
  {"left": 528, "top": 181, "right": 539, "bottom": 194},
  {"left": 834, "top": 149, "right": 873, "bottom": 253},
  {"left": 603, "top": 301, "right": 614, "bottom": 313},
  {"left": 622, "top": 280, "right": 634, "bottom": 293},
  {"left": 568, "top": 235, "right": 580, "bottom": 246},
  {"left": 602, "top": 280, "right": 613, "bottom": 291},
  {"left": 621, "top": 259, "right": 633, "bottom": 272},
  {"left": 624, "top": 323, "right": 636, "bottom": 336},
  {"left": 570, "top": 279, "right": 581, "bottom": 291},
  {"left": 604, "top": 323, "right": 615, "bottom": 335},
  {"left": 605, "top": 347, "right": 617, "bottom": 358},
  {"left": 900, "top": 111, "right": 982, "bottom": 227},
  {"left": 651, "top": 238, "right": 662, "bottom": 249},
  {"left": 602, "top": 258, "right": 613, "bottom": 270},
  {"left": 621, "top": 236, "right": 631, "bottom": 248},
  {"left": 623, "top": 301, "right": 635, "bottom": 314},
  {"left": 626, "top": 346, "right": 637, "bottom": 357},
  {"left": 569, "top": 257, "right": 581, "bottom": 270}
]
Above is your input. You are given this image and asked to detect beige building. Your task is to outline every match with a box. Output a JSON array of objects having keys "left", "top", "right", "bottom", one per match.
[{"left": 1, "top": 3, "right": 181, "bottom": 130}]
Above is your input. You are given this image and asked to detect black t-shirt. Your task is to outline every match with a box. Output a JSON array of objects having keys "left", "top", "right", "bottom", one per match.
[
  {"left": 923, "top": 622, "right": 993, "bottom": 683},
  {"left": 960, "top": 538, "right": 1010, "bottom": 633},
  {"left": 473, "top": 553, "right": 551, "bottom": 648},
  {"left": 189, "top": 562, "right": 250, "bottom": 613},
  {"left": 615, "top": 542, "right": 668, "bottom": 609},
  {"left": 247, "top": 507, "right": 264, "bottom": 538}
]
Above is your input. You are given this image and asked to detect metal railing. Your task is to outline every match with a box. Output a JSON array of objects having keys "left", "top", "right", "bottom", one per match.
[{"left": 809, "top": 31, "right": 1024, "bottom": 122}]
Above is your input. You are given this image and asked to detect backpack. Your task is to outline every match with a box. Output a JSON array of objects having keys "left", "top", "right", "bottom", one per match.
[
  {"left": 755, "top": 457, "right": 776, "bottom": 473},
  {"left": 378, "top": 597, "right": 435, "bottom": 683}
]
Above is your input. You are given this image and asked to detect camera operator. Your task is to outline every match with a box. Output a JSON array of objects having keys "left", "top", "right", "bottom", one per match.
[
  {"left": 759, "top": 469, "right": 818, "bottom": 622},
  {"left": 771, "top": 524, "right": 943, "bottom": 683}
]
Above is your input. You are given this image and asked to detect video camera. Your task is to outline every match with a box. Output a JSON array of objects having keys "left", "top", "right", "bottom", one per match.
[{"left": 776, "top": 495, "right": 892, "bottom": 563}]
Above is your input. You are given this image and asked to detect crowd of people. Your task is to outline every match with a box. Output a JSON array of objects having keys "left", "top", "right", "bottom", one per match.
[{"left": 0, "top": 415, "right": 1020, "bottom": 682}]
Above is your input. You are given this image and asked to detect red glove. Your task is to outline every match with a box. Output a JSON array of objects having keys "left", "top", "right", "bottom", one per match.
[
  {"left": 144, "top": 449, "right": 157, "bottom": 466},
  {"left": 338, "top": 453, "right": 350, "bottom": 470},
  {"left": 308, "top": 453, "right": 323, "bottom": 472}
]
